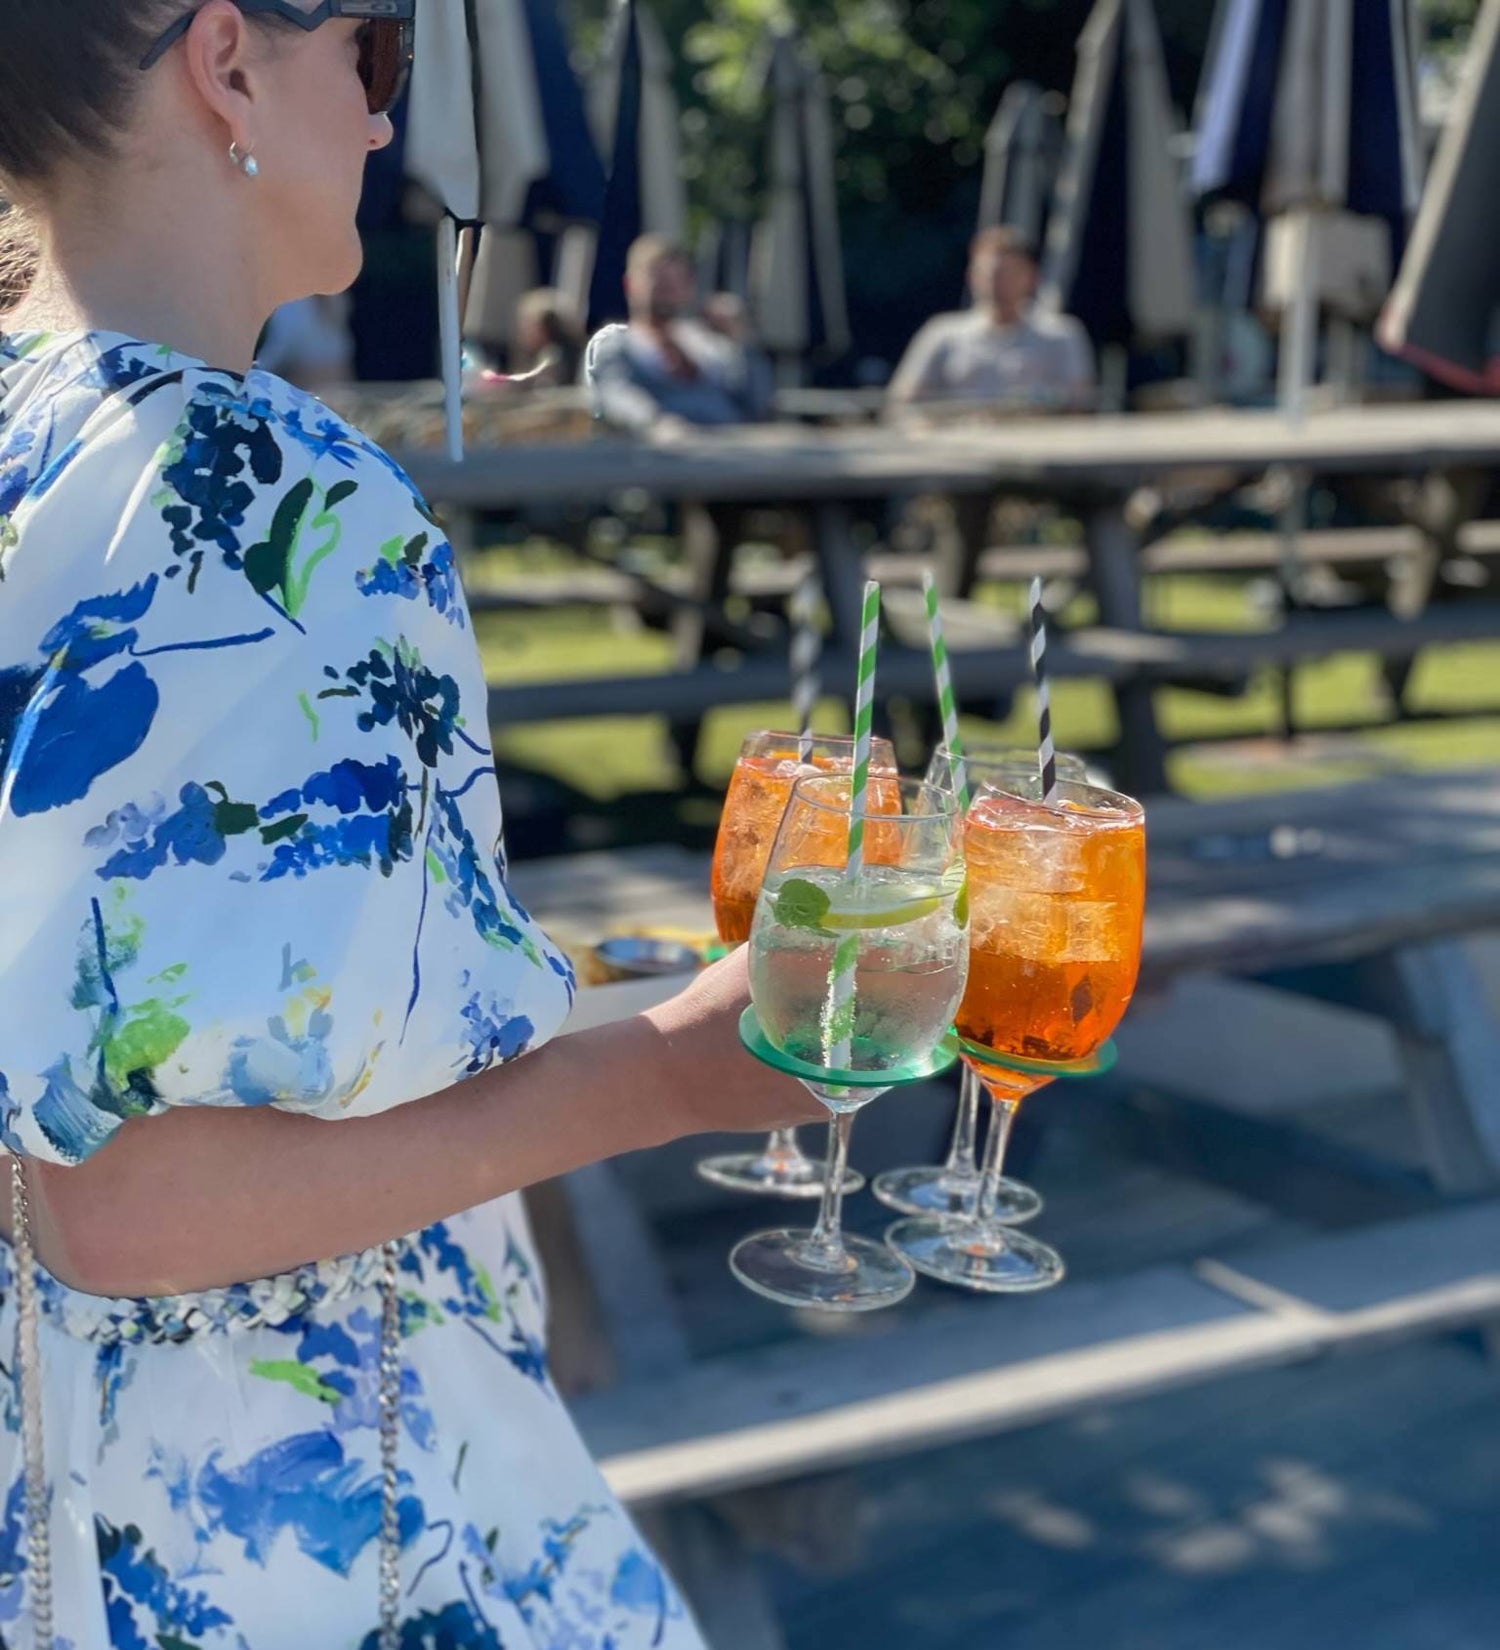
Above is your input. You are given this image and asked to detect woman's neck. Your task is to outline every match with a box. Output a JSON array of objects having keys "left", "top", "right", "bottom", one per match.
[{"left": 8, "top": 170, "right": 274, "bottom": 373}]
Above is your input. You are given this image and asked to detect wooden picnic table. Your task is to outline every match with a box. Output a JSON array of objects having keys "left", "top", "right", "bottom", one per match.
[{"left": 400, "top": 401, "right": 1500, "bottom": 795}]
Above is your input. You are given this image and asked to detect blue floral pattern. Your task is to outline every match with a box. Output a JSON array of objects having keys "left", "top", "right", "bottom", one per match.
[{"left": 0, "top": 331, "right": 691, "bottom": 1649}]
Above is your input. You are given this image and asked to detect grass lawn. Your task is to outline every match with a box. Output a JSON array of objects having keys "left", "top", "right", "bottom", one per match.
[{"left": 469, "top": 548, "right": 1500, "bottom": 841}]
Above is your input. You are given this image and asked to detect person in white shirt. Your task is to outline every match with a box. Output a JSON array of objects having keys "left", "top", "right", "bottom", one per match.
[
  {"left": 585, "top": 235, "right": 773, "bottom": 434},
  {"left": 889, "top": 226, "right": 1096, "bottom": 411}
]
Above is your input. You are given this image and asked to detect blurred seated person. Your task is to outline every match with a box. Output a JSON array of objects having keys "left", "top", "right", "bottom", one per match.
[
  {"left": 257, "top": 295, "right": 353, "bottom": 394},
  {"left": 585, "top": 235, "right": 773, "bottom": 435},
  {"left": 512, "top": 288, "right": 585, "bottom": 386},
  {"left": 466, "top": 288, "right": 586, "bottom": 395},
  {"left": 888, "top": 227, "right": 1096, "bottom": 412}
]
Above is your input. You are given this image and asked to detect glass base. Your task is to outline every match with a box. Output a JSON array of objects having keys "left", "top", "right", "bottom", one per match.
[
  {"left": 886, "top": 1216, "right": 1065, "bottom": 1294},
  {"left": 730, "top": 1228, "right": 915, "bottom": 1312},
  {"left": 872, "top": 1165, "right": 1041, "bottom": 1224},
  {"left": 697, "top": 1149, "right": 865, "bottom": 1200}
]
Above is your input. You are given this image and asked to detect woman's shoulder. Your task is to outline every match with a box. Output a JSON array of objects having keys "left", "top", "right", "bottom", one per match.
[{"left": 2, "top": 327, "right": 427, "bottom": 508}]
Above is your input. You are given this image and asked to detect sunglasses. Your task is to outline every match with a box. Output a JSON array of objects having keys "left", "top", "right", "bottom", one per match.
[{"left": 140, "top": 0, "right": 416, "bottom": 117}]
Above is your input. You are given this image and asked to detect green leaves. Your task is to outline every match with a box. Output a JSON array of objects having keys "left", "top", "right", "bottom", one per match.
[{"left": 774, "top": 876, "right": 831, "bottom": 930}]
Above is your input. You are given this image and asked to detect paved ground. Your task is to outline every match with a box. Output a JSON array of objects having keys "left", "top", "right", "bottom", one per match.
[{"left": 757, "top": 1332, "right": 1500, "bottom": 1650}]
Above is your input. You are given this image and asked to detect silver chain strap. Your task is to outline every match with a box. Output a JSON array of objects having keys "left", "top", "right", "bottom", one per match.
[
  {"left": 8, "top": 1154, "right": 406, "bottom": 1649},
  {"left": 377, "top": 1239, "right": 404, "bottom": 1649},
  {"left": 12, "top": 1155, "right": 55, "bottom": 1650}
]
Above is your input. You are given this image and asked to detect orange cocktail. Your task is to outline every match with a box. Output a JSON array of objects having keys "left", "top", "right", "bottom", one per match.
[
  {"left": 710, "top": 732, "right": 898, "bottom": 944},
  {"left": 957, "top": 782, "right": 1145, "bottom": 1065},
  {"left": 886, "top": 777, "right": 1145, "bottom": 1295}
]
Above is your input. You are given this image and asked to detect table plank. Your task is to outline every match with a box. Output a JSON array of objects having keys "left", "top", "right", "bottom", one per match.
[
  {"left": 511, "top": 770, "right": 1500, "bottom": 989},
  {"left": 576, "top": 1200, "right": 1500, "bottom": 1506},
  {"left": 401, "top": 403, "right": 1500, "bottom": 511}
]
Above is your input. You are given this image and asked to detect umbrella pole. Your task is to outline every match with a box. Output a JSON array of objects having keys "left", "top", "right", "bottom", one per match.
[
  {"left": 1275, "top": 211, "right": 1321, "bottom": 743},
  {"left": 437, "top": 215, "right": 464, "bottom": 464}
]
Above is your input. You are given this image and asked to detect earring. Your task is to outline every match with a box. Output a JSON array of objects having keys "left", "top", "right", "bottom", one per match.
[{"left": 228, "top": 142, "right": 260, "bottom": 178}]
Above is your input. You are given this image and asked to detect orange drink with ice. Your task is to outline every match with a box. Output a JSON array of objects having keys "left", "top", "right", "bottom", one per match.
[
  {"left": 710, "top": 732, "right": 898, "bottom": 944},
  {"left": 957, "top": 781, "right": 1146, "bottom": 1066}
]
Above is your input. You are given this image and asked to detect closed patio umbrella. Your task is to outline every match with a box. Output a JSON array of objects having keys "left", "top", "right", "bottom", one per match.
[
  {"left": 405, "top": 0, "right": 606, "bottom": 458},
  {"left": 748, "top": 26, "right": 852, "bottom": 374},
  {"left": 1380, "top": 0, "right": 1500, "bottom": 391},
  {"left": 979, "top": 81, "right": 1065, "bottom": 246},
  {"left": 1192, "top": 0, "right": 1423, "bottom": 413},
  {"left": 585, "top": 0, "right": 688, "bottom": 329},
  {"left": 1040, "top": 0, "right": 1197, "bottom": 366}
]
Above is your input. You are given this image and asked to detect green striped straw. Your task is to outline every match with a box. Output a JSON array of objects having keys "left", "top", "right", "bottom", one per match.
[
  {"left": 921, "top": 571, "right": 968, "bottom": 809},
  {"left": 822, "top": 579, "right": 882, "bottom": 1066}
]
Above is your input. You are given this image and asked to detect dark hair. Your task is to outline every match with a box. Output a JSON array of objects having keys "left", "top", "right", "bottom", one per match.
[
  {"left": 0, "top": 1, "right": 181, "bottom": 304},
  {"left": 0, "top": 1, "right": 185, "bottom": 191},
  {"left": 970, "top": 226, "right": 1039, "bottom": 266}
]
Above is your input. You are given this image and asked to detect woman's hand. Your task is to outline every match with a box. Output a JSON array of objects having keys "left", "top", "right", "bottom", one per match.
[{"left": 641, "top": 948, "right": 823, "bottom": 1139}]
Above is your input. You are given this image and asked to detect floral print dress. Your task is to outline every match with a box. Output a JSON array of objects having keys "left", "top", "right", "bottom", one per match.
[{"left": 0, "top": 330, "right": 700, "bottom": 1650}]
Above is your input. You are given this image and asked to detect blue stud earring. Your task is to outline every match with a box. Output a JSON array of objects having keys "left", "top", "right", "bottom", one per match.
[{"left": 229, "top": 142, "right": 259, "bottom": 179}]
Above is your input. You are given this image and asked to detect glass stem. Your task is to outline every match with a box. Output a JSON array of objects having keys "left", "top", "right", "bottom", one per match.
[
  {"left": 764, "top": 1127, "right": 802, "bottom": 1164},
  {"left": 942, "top": 1066, "right": 982, "bottom": 1179},
  {"left": 805, "top": 1111, "right": 855, "bottom": 1266},
  {"left": 975, "top": 1097, "right": 1020, "bottom": 1226}
]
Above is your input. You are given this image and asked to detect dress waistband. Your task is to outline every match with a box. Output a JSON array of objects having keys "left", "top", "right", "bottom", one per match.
[{"left": 10, "top": 1236, "right": 415, "bottom": 1348}]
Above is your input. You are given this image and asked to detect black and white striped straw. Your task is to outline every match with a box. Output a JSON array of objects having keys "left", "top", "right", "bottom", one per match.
[
  {"left": 789, "top": 572, "right": 822, "bottom": 761},
  {"left": 1026, "top": 577, "right": 1059, "bottom": 805}
]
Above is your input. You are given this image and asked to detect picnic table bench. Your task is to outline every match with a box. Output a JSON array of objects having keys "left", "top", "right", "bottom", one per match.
[
  {"left": 509, "top": 770, "right": 1500, "bottom": 1647},
  {"left": 403, "top": 402, "right": 1500, "bottom": 796}
]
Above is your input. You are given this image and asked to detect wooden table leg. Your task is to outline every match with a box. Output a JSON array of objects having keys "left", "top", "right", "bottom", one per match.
[
  {"left": 934, "top": 490, "right": 995, "bottom": 598},
  {"left": 668, "top": 503, "right": 739, "bottom": 777},
  {"left": 1085, "top": 502, "right": 1169, "bottom": 795}
]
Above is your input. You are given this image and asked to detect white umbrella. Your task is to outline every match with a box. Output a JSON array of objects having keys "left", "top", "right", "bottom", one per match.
[
  {"left": 581, "top": 0, "right": 689, "bottom": 328},
  {"left": 1041, "top": 0, "right": 1197, "bottom": 359},
  {"left": 748, "top": 27, "right": 851, "bottom": 373},
  {"left": 405, "top": 0, "right": 606, "bottom": 458},
  {"left": 979, "top": 81, "right": 1064, "bottom": 245},
  {"left": 1192, "top": 0, "right": 1423, "bottom": 415}
]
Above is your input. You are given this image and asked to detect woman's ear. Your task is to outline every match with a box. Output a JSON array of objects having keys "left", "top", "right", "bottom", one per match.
[{"left": 177, "top": 0, "right": 264, "bottom": 153}]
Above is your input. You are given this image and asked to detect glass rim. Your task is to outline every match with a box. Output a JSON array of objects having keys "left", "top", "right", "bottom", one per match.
[
  {"left": 787, "top": 771, "right": 961, "bottom": 821},
  {"left": 743, "top": 729, "right": 898, "bottom": 754},
  {"left": 971, "top": 776, "right": 1144, "bottom": 826},
  {"left": 934, "top": 740, "right": 1086, "bottom": 771}
]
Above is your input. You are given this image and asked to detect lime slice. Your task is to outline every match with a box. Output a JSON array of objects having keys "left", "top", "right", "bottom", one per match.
[{"left": 822, "top": 892, "right": 943, "bottom": 930}]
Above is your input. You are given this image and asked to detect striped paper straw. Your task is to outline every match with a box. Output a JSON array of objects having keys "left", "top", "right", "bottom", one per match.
[
  {"left": 921, "top": 571, "right": 968, "bottom": 809},
  {"left": 1026, "top": 576, "right": 1059, "bottom": 804},
  {"left": 823, "top": 580, "right": 881, "bottom": 1066},
  {"left": 790, "top": 573, "right": 822, "bottom": 761}
]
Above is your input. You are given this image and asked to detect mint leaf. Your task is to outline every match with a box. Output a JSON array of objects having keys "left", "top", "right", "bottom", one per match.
[{"left": 774, "top": 878, "right": 831, "bottom": 930}]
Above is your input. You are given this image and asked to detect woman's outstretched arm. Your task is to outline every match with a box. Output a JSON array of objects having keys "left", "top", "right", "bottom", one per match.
[{"left": 28, "top": 950, "right": 811, "bottom": 1299}]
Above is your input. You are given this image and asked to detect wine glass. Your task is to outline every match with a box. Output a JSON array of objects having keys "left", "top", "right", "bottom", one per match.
[
  {"left": 699, "top": 730, "right": 896, "bottom": 1198},
  {"left": 872, "top": 744, "right": 1088, "bottom": 1224},
  {"left": 887, "top": 775, "right": 1145, "bottom": 1292},
  {"left": 731, "top": 773, "right": 968, "bottom": 1311}
]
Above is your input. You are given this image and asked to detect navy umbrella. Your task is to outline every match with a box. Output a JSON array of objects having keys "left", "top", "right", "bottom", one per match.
[
  {"left": 585, "top": 0, "right": 688, "bottom": 329},
  {"left": 1192, "top": 0, "right": 1422, "bottom": 412},
  {"left": 1041, "top": 0, "right": 1197, "bottom": 357},
  {"left": 979, "top": 82, "right": 1065, "bottom": 245},
  {"left": 1381, "top": 0, "right": 1500, "bottom": 391},
  {"left": 748, "top": 27, "right": 851, "bottom": 372}
]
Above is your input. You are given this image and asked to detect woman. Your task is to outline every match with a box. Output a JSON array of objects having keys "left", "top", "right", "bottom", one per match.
[{"left": 0, "top": 3, "right": 809, "bottom": 1645}]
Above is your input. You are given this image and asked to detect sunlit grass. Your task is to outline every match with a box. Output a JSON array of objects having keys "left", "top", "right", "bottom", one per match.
[{"left": 470, "top": 548, "right": 1500, "bottom": 806}]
